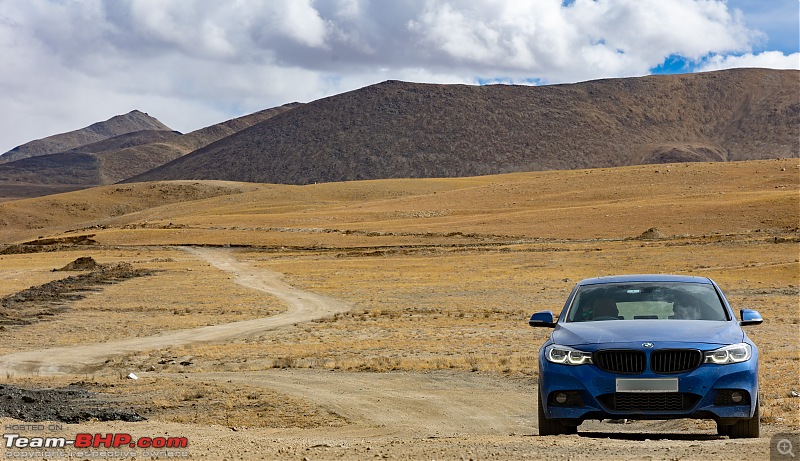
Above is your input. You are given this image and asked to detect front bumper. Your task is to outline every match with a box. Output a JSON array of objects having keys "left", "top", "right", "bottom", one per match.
[{"left": 539, "top": 355, "right": 758, "bottom": 423}]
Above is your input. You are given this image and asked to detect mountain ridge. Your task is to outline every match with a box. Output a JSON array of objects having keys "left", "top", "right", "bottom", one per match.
[
  {"left": 0, "top": 110, "right": 173, "bottom": 163},
  {"left": 129, "top": 68, "right": 799, "bottom": 185},
  {"left": 0, "top": 104, "right": 300, "bottom": 196}
]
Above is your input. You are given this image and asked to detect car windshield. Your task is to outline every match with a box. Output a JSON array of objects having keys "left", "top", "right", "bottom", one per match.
[{"left": 565, "top": 282, "right": 729, "bottom": 322}]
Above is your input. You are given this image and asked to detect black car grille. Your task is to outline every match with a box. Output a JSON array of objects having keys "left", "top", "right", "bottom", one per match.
[
  {"left": 599, "top": 393, "right": 700, "bottom": 412},
  {"left": 591, "top": 349, "right": 702, "bottom": 375},
  {"left": 651, "top": 349, "right": 703, "bottom": 374},
  {"left": 593, "top": 350, "right": 646, "bottom": 374}
]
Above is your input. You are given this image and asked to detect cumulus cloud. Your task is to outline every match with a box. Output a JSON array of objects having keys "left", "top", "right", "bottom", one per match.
[{"left": 0, "top": 0, "right": 796, "bottom": 154}]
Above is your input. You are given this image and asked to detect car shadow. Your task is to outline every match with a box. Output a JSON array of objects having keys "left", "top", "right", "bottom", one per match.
[{"left": 576, "top": 431, "right": 722, "bottom": 441}]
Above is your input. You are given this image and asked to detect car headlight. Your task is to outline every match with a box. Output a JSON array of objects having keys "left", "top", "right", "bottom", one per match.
[
  {"left": 545, "top": 345, "right": 593, "bottom": 365},
  {"left": 704, "top": 343, "right": 752, "bottom": 364}
]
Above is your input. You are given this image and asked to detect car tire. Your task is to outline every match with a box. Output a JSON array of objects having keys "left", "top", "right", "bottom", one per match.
[
  {"left": 716, "top": 422, "right": 731, "bottom": 436},
  {"left": 728, "top": 396, "right": 760, "bottom": 439},
  {"left": 538, "top": 392, "right": 577, "bottom": 435}
]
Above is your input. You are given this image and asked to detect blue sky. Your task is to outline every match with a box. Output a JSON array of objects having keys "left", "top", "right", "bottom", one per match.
[
  {"left": 651, "top": 0, "right": 798, "bottom": 74},
  {"left": 728, "top": 0, "right": 798, "bottom": 53},
  {"left": 0, "top": 0, "right": 797, "bottom": 155}
]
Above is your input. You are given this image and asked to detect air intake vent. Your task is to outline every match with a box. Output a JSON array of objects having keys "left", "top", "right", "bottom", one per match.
[{"left": 609, "top": 393, "right": 696, "bottom": 412}]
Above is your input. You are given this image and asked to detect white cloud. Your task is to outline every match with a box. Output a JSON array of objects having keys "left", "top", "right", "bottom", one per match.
[
  {"left": 697, "top": 51, "right": 800, "bottom": 71},
  {"left": 0, "top": 0, "right": 795, "bottom": 154},
  {"left": 401, "top": 0, "right": 760, "bottom": 82},
  {"left": 569, "top": 0, "right": 753, "bottom": 58}
]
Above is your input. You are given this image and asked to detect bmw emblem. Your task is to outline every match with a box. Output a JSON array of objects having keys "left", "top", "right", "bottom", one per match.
[{"left": 642, "top": 342, "right": 655, "bottom": 348}]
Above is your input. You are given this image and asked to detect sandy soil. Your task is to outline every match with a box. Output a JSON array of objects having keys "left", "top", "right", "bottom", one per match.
[{"left": 0, "top": 248, "right": 787, "bottom": 460}]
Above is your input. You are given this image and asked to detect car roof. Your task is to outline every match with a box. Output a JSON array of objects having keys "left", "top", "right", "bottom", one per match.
[{"left": 577, "top": 274, "right": 713, "bottom": 286}]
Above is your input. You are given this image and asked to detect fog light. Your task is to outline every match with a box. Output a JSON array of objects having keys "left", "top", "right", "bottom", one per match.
[
  {"left": 730, "top": 391, "right": 744, "bottom": 403},
  {"left": 555, "top": 392, "right": 568, "bottom": 404}
]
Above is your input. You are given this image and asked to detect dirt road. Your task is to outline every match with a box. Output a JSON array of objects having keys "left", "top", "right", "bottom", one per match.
[
  {"left": 195, "top": 369, "right": 534, "bottom": 437},
  {"left": 0, "top": 247, "right": 350, "bottom": 375}
]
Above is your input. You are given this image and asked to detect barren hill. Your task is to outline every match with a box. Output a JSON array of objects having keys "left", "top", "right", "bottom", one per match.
[
  {"left": 0, "top": 152, "right": 102, "bottom": 186},
  {"left": 0, "top": 110, "right": 172, "bottom": 163},
  {"left": 171, "top": 103, "right": 303, "bottom": 154},
  {"left": 129, "top": 68, "right": 799, "bottom": 185},
  {"left": 91, "top": 104, "right": 301, "bottom": 184},
  {"left": 0, "top": 104, "right": 300, "bottom": 198},
  {"left": 63, "top": 130, "right": 182, "bottom": 154}
]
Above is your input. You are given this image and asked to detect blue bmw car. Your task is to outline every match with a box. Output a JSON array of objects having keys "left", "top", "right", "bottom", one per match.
[{"left": 529, "top": 274, "right": 762, "bottom": 438}]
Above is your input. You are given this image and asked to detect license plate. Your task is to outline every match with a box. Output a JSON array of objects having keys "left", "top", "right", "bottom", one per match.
[{"left": 616, "top": 378, "right": 678, "bottom": 393}]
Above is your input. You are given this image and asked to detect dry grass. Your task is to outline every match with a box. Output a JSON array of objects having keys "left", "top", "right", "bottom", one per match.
[
  {"left": 0, "top": 159, "right": 797, "bottom": 429},
  {"left": 1, "top": 160, "right": 796, "bottom": 246}
]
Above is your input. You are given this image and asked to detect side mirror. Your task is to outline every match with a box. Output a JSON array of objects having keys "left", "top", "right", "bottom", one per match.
[
  {"left": 529, "top": 310, "right": 557, "bottom": 328},
  {"left": 739, "top": 309, "right": 763, "bottom": 326}
]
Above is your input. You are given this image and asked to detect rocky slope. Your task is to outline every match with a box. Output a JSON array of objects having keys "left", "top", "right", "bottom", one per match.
[{"left": 129, "top": 68, "right": 799, "bottom": 185}]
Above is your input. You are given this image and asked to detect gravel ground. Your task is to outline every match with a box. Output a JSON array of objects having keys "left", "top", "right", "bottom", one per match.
[{"left": 0, "top": 383, "right": 144, "bottom": 423}]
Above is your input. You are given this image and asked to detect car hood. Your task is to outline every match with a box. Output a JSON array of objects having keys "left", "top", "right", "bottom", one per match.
[{"left": 551, "top": 320, "right": 743, "bottom": 347}]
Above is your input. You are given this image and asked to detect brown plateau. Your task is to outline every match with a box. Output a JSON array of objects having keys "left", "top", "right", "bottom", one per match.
[{"left": 0, "top": 158, "right": 797, "bottom": 459}]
